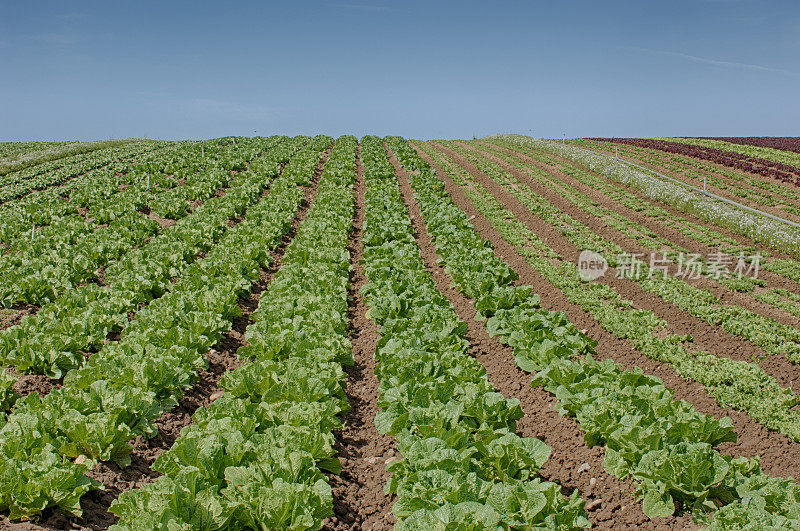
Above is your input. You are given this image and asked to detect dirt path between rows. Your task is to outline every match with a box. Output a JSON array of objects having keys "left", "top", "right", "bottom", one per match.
[
  {"left": 0, "top": 143, "right": 159, "bottom": 206},
  {"left": 581, "top": 141, "right": 800, "bottom": 219},
  {"left": 466, "top": 141, "right": 800, "bottom": 328},
  {"left": 3, "top": 147, "right": 334, "bottom": 531},
  {"left": 323, "top": 144, "right": 396, "bottom": 531},
  {"left": 389, "top": 144, "right": 696, "bottom": 529},
  {"left": 453, "top": 141, "right": 800, "bottom": 393},
  {"left": 479, "top": 141, "right": 800, "bottom": 294},
  {"left": 414, "top": 141, "right": 800, "bottom": 485},
  {"left": 1, "top": 156, "right": 271, "bottom": 408}
]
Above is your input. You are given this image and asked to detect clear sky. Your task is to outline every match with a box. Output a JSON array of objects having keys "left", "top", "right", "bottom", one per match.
[{"left": 1, "top": 0, "right": 799, "bottom": 140}]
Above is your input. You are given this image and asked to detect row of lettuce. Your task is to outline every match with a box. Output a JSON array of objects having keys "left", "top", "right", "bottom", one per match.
[
  {"left": 479, "top": 138, "right": 800, "bottom": 329},
  {"left": 5, "top": 133, "right": 796, "bottom": 528},
  {"left": 360, "top": 136, "right": 589, "bottom": 529},
  {"left": 394, "top": 138, "right": 800, "bottom": 527},
  {"left": 0, "top": 139, "right": 136, "bottom": 178},
  {"left": 419, "top": 141, "right": 800, "bottom": 448},
  {"left": 0, "top": 137, "right": 263, "bottom": 256},
  {"left": 595, "top": 137, "right": 800, "bottom": 186},
  {"left": 1, "top": 140, "right": 161, "bottom": 244},
  {"left": 110, "top": 135, "right": 593, "bottom": 529},
  {"left": 446, "top": 142, "right": 800, "bottom": 368},
  {"left": 0, "top": 140, "right": 72, "bottom": 165},
  {"left": 487, "top": 137, "right": 800, "bottom": 286},
  {"left": 1, "top": 137, "right": 282, "bottom": 309},
  {"left": 472, "top": 141, "right": 765, "bottom": 293},
  {"left": 675, "top": 137, "right": 800, "bottom": 161},
  {"left": 0, "top": 138, "right": 321, "bottom": 380},
  {"left": 0, "top": 136, "right": 333, "bottom": 519},
  {"left": 0, "top": 140, "right": 158, "bottom": 203},
  {"left": 576, "top": 138, "right": 800, "bottom": 217},
  {"left": 109, "top": 136, "right": 358, "bottom": 529},
  {"left": 490, "top": 135, "right": 800, "bottom": 258}
]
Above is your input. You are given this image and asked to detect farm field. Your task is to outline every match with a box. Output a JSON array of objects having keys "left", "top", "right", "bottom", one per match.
[{"left": 1, "top": 135, "right": 800, "bottom": 530}]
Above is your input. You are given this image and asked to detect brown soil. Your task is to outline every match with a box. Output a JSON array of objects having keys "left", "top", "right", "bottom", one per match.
[
  {"left": 478, "top": 141, "right": 800, "bottom": 294},
  {"left": 415, "top": 142, "right": 800, "bottom": 487},
  {"left": 451, "top": 142, "right": 800, "bottom": 392},
  {"left": 583, "top": 141, "right": 800, "bottom": 218},
  {"left": 392, "top": 144, "right": 697, "bottom": 529},
  {"left": 487, "top": 140, "right": 800, "bottom": 274},
  {"left": 467, "top": 141, "right": 800, "bottom": 325},
  {"left": 146, "top": 211, "right": 176, "bottom": 229},
  {"left": 0, "top": 305, "right": 37, "bottom": 330},
  {"left": 0, "top": 148, "right": 333, "bottom": 531},
  {"left": 9, "top": 369, "right": 61, "bottom": 400},
  {"left": 323, "top": 144, "right": 396, "bottom": 531}
]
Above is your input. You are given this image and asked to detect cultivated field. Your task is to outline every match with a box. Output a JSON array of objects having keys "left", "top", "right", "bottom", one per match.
[{"left": 1, "top": 134, "right": 800, "bottom": 529}]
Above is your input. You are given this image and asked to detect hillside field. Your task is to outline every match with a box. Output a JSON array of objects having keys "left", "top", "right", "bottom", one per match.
[{"left": 1, "top": 135, "right": 800, "bottom": 530}]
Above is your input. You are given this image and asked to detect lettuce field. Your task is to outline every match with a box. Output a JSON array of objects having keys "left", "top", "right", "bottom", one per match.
[{"left": 1, "top": 134, "right": 800, "bottom": 530}]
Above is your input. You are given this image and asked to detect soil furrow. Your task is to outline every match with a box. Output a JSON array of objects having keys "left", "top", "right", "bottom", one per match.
[
  {"left": 464, "top": 141, "right": 800, "bottom": 329},
  {"left": 323, "top": 144, "right": 396, "bottom": 531},
  {"left": 479, "top": 141, "right": 800, "bottom": 300},
  {"left": 2, "top": 160, "right": 287, "bottom": 405},
  {"left": 436, "top": 141, "right": 800, "bottom": 394},
  {"left": 488, "top": 140, "right": 800, "bottom": 269},
  {"left": 414, "top": 141, "right": 800, "bottom": 484},
  {"left": 582, "top": 141, "right": 800, "bottom": 217},
  {"left": 390, "top": 145, "right": 694, "bottom": 528},
  {"left": 8, "top": 147, "right": 333, "bottom": 531}
]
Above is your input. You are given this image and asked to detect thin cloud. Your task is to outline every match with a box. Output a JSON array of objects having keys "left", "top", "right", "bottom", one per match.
[{"left": 631, "top": 47, "right": 800, "bottom": 76}]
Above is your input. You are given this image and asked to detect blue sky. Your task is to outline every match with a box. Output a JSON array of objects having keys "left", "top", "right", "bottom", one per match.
[{"left": 1, "top": 0, "right": 798, "bottom": 140}]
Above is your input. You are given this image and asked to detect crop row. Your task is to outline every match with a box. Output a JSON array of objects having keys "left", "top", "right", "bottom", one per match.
[
  {"left": 575, "top": 139, "right": 800, "bottom": 222},
  {"left": 0, "top": 138, "right": 316, "bottom": 382},
  {"left": 448, "top": 142, "right": 800, "bottom": 365},
  {"left": 472, "top": 141, "right": 767, "bottom": 292},
  {"left": 418, "top": 142, "right": 800, "bottom": 447},
  {"left": 0, "top": 139, "right": 303, "bottom": 272},
  {"left": 361, "top": 136, "right": 588, "bottom": 529},
  {"left": 473, "top": 141, "right": 800, "bottom": 336},
  {"left": 0, "top": 141, "right": 163, "bottom": 204},
  {"left": 486, "top": 137, "right": 800, "bottom": 285},
  {"left": 594, "top": 137, "right": 800, "bottom": 187},
  {"left": 403, "top": 139, "right": 800, "bottom": 528},
  {"left": 0, "top": 141, "right": 71, "bottom": 163},
  {"left": 0, "top": 140, "right": 188, "bottom": 246},
  {"left": 0, "top": 138, "right": 320, "bottom": 379},
  {"left": 674, "top": 137, "right": 800, "bottom": 167},
  {"left": 492, "top": 136, "right": 800, "bottom": 258},
  {"left": 0, "top": 140, "right": 136, "bottom": 177},
  {"left": 0, "top": 136, "right": 333, "bottom": 520},
  {"left": 0, "top": 139, "right": 156, "bottom": 191},
  {"left": 704, "top": 137, "right": 800, "bottom": 154},
  {"left": 0, "top": 137, "right": 285, "bottom": 308},
  {"left": 109, "top": 136, "right": 357, "bottom": 529}
]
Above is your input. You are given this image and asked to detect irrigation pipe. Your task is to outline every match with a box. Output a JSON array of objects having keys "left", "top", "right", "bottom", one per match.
[{"left": 572, "top": 144, "right": 800, "bottom": 230}]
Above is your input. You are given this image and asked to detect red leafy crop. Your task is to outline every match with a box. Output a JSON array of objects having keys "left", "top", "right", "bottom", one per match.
[
  {"left": 697, "top": 137, "right": 800, "bottom": 155},
  {"left": 590, "top": 138, "right": 800, "bottom": 188}
]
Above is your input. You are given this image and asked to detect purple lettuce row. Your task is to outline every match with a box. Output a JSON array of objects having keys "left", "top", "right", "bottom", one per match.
[
  {"left": 696, "top": 137, "right": 800, "bottom": 155},
  {"left": 591, "top": 138, "right": 800, "bottom": 187}
]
